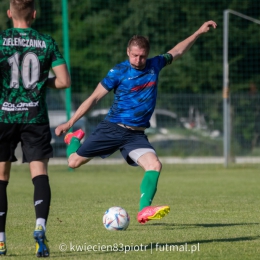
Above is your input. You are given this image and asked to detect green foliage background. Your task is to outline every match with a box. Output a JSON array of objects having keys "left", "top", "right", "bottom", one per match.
[
  {"left": 1, "top": 0, "right": 260, "bottom": 156},
  {"left": 1, "top": 0, "right": 259, "bottom": 94}
]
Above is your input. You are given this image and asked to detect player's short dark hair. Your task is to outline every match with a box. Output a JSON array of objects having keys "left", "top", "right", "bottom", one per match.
[
  {"left": 10, "top": 0, "right": 35, "bottom": 20},
  {"left": 127, "top": 35, "right": 150, "bottom": 53}
]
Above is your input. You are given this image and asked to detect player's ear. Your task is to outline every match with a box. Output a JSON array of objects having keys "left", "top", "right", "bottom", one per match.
[
  {"left": 127, "top": 48, "right": 130, "bottom": 57},
  {"left": 32, "top": 10, "right": 36, "bottom": 20},
  {"left": 7, "top": 9, "right": 12, "bottom": 19}
]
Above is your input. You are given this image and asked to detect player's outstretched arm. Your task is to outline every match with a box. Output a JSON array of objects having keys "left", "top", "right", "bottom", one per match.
[
  {"left": 55, "top": 82, "right": 109, "bottom": 136},
  {"left": 47, "top": 64, "right": 71, "bottom": 89},
  {"left": 167, "top": 20, "right": 217, "bottom": 61}
]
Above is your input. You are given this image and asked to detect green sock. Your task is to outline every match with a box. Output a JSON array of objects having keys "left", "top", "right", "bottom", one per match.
[
  {"left": 66, "top": 137, "right": 81, "bottom": 157},
  {"left": 139, "top": 170, "right": 160, "bottom": 211}
]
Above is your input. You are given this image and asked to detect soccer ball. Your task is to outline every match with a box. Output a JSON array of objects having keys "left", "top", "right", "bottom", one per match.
[{"left": 103, "top": 206, "right": 130, "bottom": 231}]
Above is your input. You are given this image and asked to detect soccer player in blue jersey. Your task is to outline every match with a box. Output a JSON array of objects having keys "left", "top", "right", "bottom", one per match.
[{"left": 55, "top": 20, "right": 217, "bottom": 224}]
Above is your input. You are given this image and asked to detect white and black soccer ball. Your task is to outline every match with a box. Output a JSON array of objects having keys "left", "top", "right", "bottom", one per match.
[{"left": 103, "top": 206, "right": 130, "bottom": 231}]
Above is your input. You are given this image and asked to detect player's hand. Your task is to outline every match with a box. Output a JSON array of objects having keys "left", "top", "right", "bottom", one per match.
[
  {"left": 55, "top": 122, "right": 71, "bottom": 136},
  {"left": 197, "top": 20, "right": 217, "bottom": 35}
]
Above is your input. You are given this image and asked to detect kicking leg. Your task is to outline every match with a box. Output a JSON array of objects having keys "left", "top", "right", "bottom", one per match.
[{"left": 135, "top": 152, "right": 170, "bottom": 224}]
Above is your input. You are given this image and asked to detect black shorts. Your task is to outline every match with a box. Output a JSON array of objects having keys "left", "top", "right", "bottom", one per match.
[
  {"left": 77, "top": 120, "right": 155, "bottom": 166},
  {"left": 0, "top": 123, "right": 53, "bottom": 163}
]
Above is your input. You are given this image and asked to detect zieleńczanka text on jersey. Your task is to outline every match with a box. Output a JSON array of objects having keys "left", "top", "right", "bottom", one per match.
[{"left": 3, "top": 37, "right": 46, "bottom": 48}]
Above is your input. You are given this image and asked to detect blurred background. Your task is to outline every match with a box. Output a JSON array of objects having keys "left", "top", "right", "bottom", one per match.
[{"left": 1, "top": 0, "right": 260, "bottom": 163}]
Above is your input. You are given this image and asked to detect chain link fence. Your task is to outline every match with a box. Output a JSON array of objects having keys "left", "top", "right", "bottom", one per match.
[{"left": 39, "top": 92, "right": 260, "bottom": 163}]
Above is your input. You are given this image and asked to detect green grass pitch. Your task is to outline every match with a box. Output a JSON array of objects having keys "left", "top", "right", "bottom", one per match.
[{"left": 4, "top": 163, "right": 260, "bottom": 259}]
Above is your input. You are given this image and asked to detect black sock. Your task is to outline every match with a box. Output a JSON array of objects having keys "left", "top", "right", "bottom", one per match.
[
  {"left": 32, "top": 175, "right": 51, "bottom": 222},
  {"left": 0, "top": 181, "right": 8, "bottom": 232}
]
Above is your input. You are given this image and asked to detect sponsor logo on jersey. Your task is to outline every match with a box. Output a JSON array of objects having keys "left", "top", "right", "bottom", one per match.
[
  {"left": 3, "top": 38, "right": 46, "bottom": 48},
  {"left": 1, "top": 101, "right": 39, "bottom": 111},
  {"left": 131, "top": 81, "right": 156, "bottom": 92}
]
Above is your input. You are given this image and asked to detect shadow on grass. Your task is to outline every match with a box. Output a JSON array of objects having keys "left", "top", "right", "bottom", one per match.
[{"left": 150, "top": 222, "right": 259, "bottom": 228}]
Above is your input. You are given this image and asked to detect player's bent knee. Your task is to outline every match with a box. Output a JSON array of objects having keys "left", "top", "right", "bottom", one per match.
[
  {"left": 68, "top": 153, "right": 90, "bottom": 168},
  {"left": 67, "top": 153, "right": 83, "bottom": 169},
  {"left": 67, "top": 160, "right": 78, "bottom": 169},
  {"left": 68, "top": 158, "right": 84, "bottom": 169}
]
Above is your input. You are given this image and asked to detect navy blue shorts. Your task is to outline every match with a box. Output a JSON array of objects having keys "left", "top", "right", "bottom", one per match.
[
  {"left": 0, "top": 123, "right": 53, "bottom": 163},
  {"left": 77, "top": 120, "right": 155, "bottom": 166}
]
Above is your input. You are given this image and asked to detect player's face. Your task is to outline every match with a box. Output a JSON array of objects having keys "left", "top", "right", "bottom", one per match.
[{"left": 127, "top": 46, "right": 148, "bottom": 70}]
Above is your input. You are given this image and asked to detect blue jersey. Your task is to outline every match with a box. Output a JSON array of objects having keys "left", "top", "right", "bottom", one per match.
[{"left": 101, "top": 54, "right": 171, "bottom": 128}]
